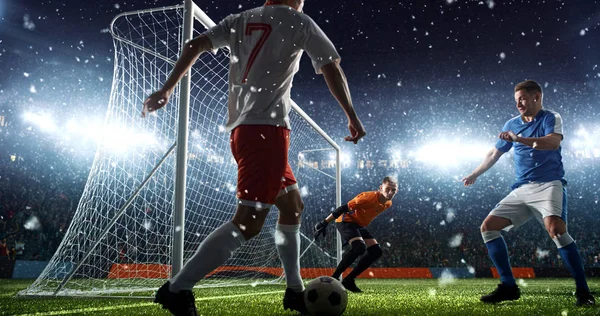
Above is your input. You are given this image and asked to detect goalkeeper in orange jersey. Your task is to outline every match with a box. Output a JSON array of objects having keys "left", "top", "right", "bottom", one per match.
[{"left": 314, "top": 176, "right": 398, "bottom": 292}]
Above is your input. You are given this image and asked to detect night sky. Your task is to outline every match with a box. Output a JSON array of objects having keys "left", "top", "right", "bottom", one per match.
[{"left": 1, "top": 0, "right": 600, "bottom": 171}]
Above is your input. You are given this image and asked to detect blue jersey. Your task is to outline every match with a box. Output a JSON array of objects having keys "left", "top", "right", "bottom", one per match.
[{"left": 495, "top": 109, "right": 565, "bottom": 189}]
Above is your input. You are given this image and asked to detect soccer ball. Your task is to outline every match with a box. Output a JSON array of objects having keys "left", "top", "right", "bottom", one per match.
[{"left": 304, "top": 276, "right": 348, "bottom": 316}]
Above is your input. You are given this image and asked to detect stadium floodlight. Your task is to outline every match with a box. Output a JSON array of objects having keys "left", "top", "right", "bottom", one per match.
[
  {"left": 23, "top": 111, "right": 57, "bottom": 132},
  {"left": 26, "top": 112, "right": 162, "bottom": 154},
  {"left": 413, "top": 140, "right": 489, "bottom": 168},
  {"left": 571, "top": 125, "right": 600, "bottom": 159},
  {"left": 390, "top": 149, "right": 402, "bottom": 163},
  {"left": 20, "top": 0, "right": 341, "bottom": 297},
  {"left": 325, "top": 150, "right": 350, "bottom": 168},
  {"left": 572, "top": 127, "right": 593, "bottom": 148},
  {"left": 65, "top": 119, "right": 79, "bottom": 134},
  {"left": 340, "top": 151, "right": 352, "bottom": 166}
]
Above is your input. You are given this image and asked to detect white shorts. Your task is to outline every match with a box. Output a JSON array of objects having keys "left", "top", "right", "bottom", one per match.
[{"left": 489, "top": 180, "right": 567, "bottom": 231}]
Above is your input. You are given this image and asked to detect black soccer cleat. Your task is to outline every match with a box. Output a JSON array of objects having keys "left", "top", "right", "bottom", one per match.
[
  {"left": 480, "top": 283, "right": 520, "bottom": 304},
  {"left": 154, "top": 281, "right": 199, "bottom": 316},
  {"left": 283, "top": 288, "right": 308, "bottom": 314},
  {"left": 341, "top": 278, "right": 363, "bottom": 293},
  {"left": 574, "top": 289, "right": 596, "bottom": 306}
]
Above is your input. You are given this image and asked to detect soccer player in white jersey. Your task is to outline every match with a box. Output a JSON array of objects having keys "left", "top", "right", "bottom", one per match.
[
  {"left": 462, "top": 80, "right": 595, "bottom": 306},
  {"left": 143, "top": 0, "right": 366, "bottom": 315}
]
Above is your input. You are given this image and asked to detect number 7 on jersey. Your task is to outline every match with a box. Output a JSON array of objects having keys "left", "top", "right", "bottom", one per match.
[{"left": 242, "top": 23, "right": 272, "bottom": 84}]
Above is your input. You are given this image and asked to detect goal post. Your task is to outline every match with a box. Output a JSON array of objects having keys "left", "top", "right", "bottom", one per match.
[
  {"left": 171, "top": 0, "right": 194, "bottom": 277},
  {"left": 19, "top": 0, "right": 342, "bottom": 297}
]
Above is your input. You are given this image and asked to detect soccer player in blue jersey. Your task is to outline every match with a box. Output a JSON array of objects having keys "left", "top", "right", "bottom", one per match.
[{"left": 462, "top": 80, "right": 595, "bottom": 306}]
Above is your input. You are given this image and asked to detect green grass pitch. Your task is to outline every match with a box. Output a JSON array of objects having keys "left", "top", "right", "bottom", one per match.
[{"left": 0, "top": 279, "right": 598, "bottom": 315}]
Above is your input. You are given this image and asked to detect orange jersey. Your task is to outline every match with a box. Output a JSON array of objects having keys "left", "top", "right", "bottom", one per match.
[{"left": 335, "top": 191, "right": 392, "bottom": 227}]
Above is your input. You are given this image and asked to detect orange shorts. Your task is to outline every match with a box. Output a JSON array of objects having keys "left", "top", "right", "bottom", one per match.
[{"left": 230, "top": 125, "right": 298, "bottom": 208}]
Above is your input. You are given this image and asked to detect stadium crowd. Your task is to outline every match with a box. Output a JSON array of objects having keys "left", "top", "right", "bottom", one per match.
[
  {"left": 1, "top": 147, "right": 599, "bottom": 270},
  {"left": 0, "top": 150, "right": 84, "bottom": 262}
]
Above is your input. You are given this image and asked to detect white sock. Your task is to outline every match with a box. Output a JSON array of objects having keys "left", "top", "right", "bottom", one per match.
[
  {"left": 169, "top": 221, "right": 245, "bottom": 292},
  {"left": 275, "top": 223, "right": 304, "bottom": 292}
]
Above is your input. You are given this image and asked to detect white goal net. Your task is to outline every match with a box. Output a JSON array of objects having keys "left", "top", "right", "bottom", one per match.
[{"left": 19, "top": 0, "right": 341, "bottom": 297}]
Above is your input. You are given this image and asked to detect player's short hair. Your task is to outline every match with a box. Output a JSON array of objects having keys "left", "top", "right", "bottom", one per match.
[
  {"left": 382, "top": 176, "right": 397, "bottom": 185},
  {"left": 515, "top": 80, "right": 542, "bottom": 95}
]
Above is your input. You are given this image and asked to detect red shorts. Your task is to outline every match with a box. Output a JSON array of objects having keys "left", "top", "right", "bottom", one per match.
[{"left": 230, "top": 125, "right": 298, "bottom": 208}]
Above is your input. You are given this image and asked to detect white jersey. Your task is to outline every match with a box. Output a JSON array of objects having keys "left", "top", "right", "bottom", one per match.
[{"left": 204, "top": 4, "right": 340, "bottom": 131}]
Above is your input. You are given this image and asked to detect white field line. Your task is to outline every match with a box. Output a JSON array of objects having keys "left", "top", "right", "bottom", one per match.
[
  {"left": 16, "top": 290, "right": 283, "bottom": 316},
  {"left": 361, "top": 280, "right": 581, "bottom": 286}
]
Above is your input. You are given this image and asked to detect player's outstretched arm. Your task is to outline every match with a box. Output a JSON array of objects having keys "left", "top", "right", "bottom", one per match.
[
  {"left": 314, "top": 204, "right": 350, "bottom": 239},
  {"left": 142, "top": 35, "right": 214, "bottom": 117},
  {"left": 320, "top": 62, "right": 366, "bottom": 144},
  {"left": 500, "top": 131, "right": 562, "bottom": 150},
  {"left": 462, "top": 147, "right": 504, "bottom": 186}
]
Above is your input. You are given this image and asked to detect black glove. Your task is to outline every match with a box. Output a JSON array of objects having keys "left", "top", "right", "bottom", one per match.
[{"left": 314, "top": 220, "right": 329, "bottom": 239}]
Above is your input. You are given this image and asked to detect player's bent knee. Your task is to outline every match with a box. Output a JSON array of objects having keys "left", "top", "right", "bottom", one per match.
[
  {"left": 480, "top": 221, "right": 493, "bottom": 233},
  {"left": 295, "top": 199, "right": 305, "bottom": 214},
  {"left": 552, "top": 232, "right": 574, "bottom": 248},
  {"left": 481, "top": 215, "right": 512, "bottom": 232},
  {"left": 276, "top": 192, "right": 304, "bottom": 215},
  {"left": 480, "top": 219, "right": 498, "bottom": 232},
  {"left": 547, "top": 228, "right": 565, "bottom": 239},
  {"left": 367, "top": 244, "right": 382, "bottom": 259},
  {"left": 481, "top": 230, "right": 502, "bottom": 243},
  {"left": 545, "top": 223, "right": 566, "bottom": 239},
  {"left": 233, "top": 221, "right": 263, "bottom": 240},
  {"left": 479, "top": 223, "right": 486, "bottom": 233},
  {"left": 242, "top": 226, "right": 262, "bottom": 240},
  {"left": 350, "top": 240, "right": 366, "bottom": 256},
  {"left": 480, "top": 218, "right": 494, "bottom": 232}
]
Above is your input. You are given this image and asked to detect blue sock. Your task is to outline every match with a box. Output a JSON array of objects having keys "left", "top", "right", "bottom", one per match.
[
  {"left": 558, "top": 242, "right": 590, "bottom": 292},
  {"left": 486, "top": 237, "right": 515, "bottom": 286}
]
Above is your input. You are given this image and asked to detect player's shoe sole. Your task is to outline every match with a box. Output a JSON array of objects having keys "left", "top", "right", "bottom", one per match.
[
  {"left": 480, "top": 283, "right": 520, "bottom": 304},
  {"left": 575, "top": 289, "right": 595, "bottom": 306},
  {"left": 341, "top": 278, "right": 363, "bottom": 293},
  {"left": 283, "top": 288, "right": 308, "bottom": 314},
  {"left": 154, "top": 281, "right": 199, "bottom": 316}
]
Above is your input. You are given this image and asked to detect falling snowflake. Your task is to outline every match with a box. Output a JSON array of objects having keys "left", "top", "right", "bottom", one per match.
[
  {"left": 23, "top": 14, "right": 36, "bottom": 30},
  {"left": 274, "top": 230, "right": 286, "bottom": 245},
  {"left": 446, "top": 208, "right": 456, "bottom": 223},
  {"left": 448, "top": 234, "right": 463, "bottom": 248},
  {"left": 300, "top": 186, "right": 309, "bottom": 197},
  {"left": 536, "top": 247, "right": 550, "bottom": 259},
  {"left": 24, "top": 216, "right": 41, "bottom": 231},
  {"left": 438, "top": 269, "right": 456, "bottom": 286},
  {"left": 518, "top": 279, "right": 528, "bottom": 287}
]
